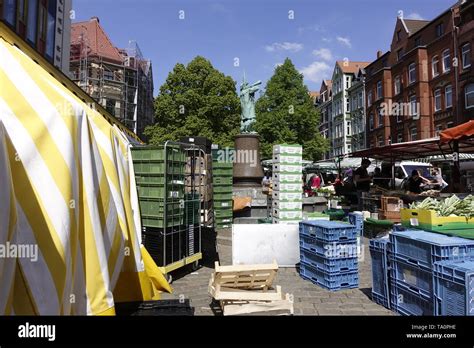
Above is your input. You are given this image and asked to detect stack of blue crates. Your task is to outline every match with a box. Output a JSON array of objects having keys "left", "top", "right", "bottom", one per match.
[
  {"left": 299, "top": 220, "right": 359, "bottom": 291},
  {"left": 433, "top": 260, "right": 474, "bottom": 316},
  {"left": 369, "top": 238, "right": 391, "bottom": 309},
  {"left": 389, "top": 230, "right": 474, "bottom": 316}
]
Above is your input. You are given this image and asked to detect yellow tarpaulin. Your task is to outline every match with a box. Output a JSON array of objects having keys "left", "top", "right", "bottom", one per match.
[{"left": 0, "top": 25, "right": 170, "bottom": 316}]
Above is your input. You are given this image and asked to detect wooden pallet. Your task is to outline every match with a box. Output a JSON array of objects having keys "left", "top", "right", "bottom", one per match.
[{"left": 209, "top": 261, "right": 293, "bottom": 316}]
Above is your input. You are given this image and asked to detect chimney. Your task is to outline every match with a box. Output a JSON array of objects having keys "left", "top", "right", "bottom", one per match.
[
  {"left": 377, "top": 51, "right": 383, "bottom": 59},
  {"left": 91, "top": 16, "right": 100, "bottom": 23}
]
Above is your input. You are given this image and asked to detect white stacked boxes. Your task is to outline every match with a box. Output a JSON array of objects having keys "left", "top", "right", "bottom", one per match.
[{"left": 272, "top": 144, "right": 303, "bottom": 224}]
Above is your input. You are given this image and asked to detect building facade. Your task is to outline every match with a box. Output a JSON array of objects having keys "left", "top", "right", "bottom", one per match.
[
  {"left": 70, "top": 17, "right": 154, "bottom": 139},
  {"left": 0, "top": 0, "right": 72, "bottom": 74},
  {"left": 316, "top": 80, "right": 332, "bottom": 160},
  {"left": 347, "top": 68, "right": 367, "bottom": 152},
  {"left": 365, "top": 1, "right": 473, "bottom": 148}
]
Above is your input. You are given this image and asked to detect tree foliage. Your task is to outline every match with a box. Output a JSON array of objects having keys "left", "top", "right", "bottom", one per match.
[
  {"left": 145, "top": 56, "right": 241, "bottom": 146},
  {"left": 255, "top": 58, "right": 329, "bottom": 161}
]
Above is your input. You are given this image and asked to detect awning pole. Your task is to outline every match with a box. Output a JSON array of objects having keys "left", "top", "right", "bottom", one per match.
[{"left": 452, "top": 140, "right": 461, "bottom": 193}]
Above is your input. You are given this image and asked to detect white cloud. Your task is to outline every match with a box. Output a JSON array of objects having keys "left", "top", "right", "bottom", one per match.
[
  {"left": 406, "top": 12, "right": 425, "bottom": 20},
  {"left": 337, "top": 36, "right": 352, "bottom": 48},
  {"left": 265, "top": 42, "right": 304, "bottom": 53},
  {"left": 297, "top": 24, "right": 324, "bottom": 35},
  {"left": 322, "top": 37, "right": 332, "bottom": 43},
  {"left": 299, "top": 61, "right": 332, "bottom": 83},
  {"left": 312, "top": 48, "right": 333, "bottom": 61}
]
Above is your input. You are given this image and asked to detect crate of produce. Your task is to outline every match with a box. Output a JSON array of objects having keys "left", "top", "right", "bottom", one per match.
[
  {"left": 273, "top": 209, "right": 303, "bottom": 220},
  {"left": 379, "top": 210, "right": 401, "bottom": 223},
  {"left": 273, "top": 182, "right": 302, "bottom": 192},
  {"left": 299, "top": 220, "right": 358, "bottom": 243},
  {"left": 142, "top": 227, "right": 184, "bottom": 267},
  {"left": 300, "top": 247, "right": 358, "bottom": 274},
  {"left": 272, "top": 191, "right": 302, "bottom": 201},
  {"left": 390, "top": 280, "right": 435, "bottom": 316},
  {"left": 300, "top": 235, "right": 359, "bottom": 259},
  {"left": 300, "top": 262, "right": 358, "bottom": 291},
  {"left": 131, "top": 145, "right": 186, "bottom": 162},
  {"left": 390, "top": 258, "right": 433, "bottom": 298},
  {"left": 213, "top": 176, "right": 233, "bottom": 185},
  {"left": 273, "top": 144, "right": 303, "bottom": 155},
  {"left": 401, "top": 209, "right": 474, "bottom": 235},
  {"left": 273, "top": 200, "right": 302, "bottom": 211},
  {"left": 273, "top": 153, "right": 302, "bottom": 164},
  {"left": 390, "top": 230, "right": 474, "bottom": 271},
  {"left": 272, "top": 163, "right": 302, "bottom": 174},
  {"left": 214, "top": 192, "right": 233, "bottom": 201},
  {"left": 434, "top": 260, "right": 474, "bottom": 316},
  {"left": 303, "top": 212, "right": 330, "bottom": 221},
  {"left": 381, "top": 196, "right": 403, "bottom": 212},
  {"left": 214, "top": 199, "right": 232, "bottom": 209},
  {"left": 273, "top": 173, "right": 301, "bottom": 183},
  {"left": 272, "top": 218, "right": 301, "bottom": 225},
  {"left": 369, "top": 238, "right": 391, "bottom": 309}
]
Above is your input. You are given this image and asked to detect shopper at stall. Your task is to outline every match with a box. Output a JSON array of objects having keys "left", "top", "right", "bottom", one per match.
[
  {"left": 354, "top": 159, "right": 372, "bottom": 209},
  {"left": 407, "top": 170, "right": 431, "bottom": 194}
]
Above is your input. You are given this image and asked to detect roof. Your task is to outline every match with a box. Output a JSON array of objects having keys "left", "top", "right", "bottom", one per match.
[
  {"left": 71, "top": 17, "right": 124, "bottom": 64},
  {"left": 403, "top": 19, "right": 430, "bottom": 36},
  {"left": 309, "top": 91, "right": 320, "bottom": 101},
  {"left": 324, "top": 80, "right": 333, "bottom": 89},
  {"left": 336, "top": 61, "right": 370, "bottom": 74}
]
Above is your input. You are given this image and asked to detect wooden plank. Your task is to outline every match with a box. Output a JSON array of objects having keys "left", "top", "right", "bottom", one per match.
[
  {"left": 215, "top": 260, "right": 278, "bottom": 274},
  {"left": 214, "top": 286, "right": 283, "bottom": 301},
  {"left": 221, "top": 295, "right": 294, "bottom": 316}
]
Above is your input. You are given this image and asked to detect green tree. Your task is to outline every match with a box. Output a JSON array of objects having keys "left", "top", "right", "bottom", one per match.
[
  {"left": 145, "top": 56, "right": 241, "bottom": 146},
  {"left": 255, "top": 58, "right": 329, "bottom": 161}
]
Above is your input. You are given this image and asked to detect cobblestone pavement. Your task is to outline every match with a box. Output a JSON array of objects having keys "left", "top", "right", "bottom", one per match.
[{"left": 161, "top": 235, "right": 394, "bottom": 316}]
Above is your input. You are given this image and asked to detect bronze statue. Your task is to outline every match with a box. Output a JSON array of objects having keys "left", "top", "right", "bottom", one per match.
[{"left": 240, "top": 75, "right": 262, "bottom": 133}]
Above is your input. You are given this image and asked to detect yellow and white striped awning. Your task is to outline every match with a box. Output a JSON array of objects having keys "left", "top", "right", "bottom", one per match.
[{"left": 0, "top": 25, "right": 171, "bottom": 316}]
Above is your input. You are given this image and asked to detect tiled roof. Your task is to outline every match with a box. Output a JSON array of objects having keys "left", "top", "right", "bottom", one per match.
[
  {"left": 404, "top": 19, "right": 430, "bottom": 36},
  {"left": 336, "top": 61, "right": 370, "bottom": 74},
  {"left": 71, "top": 17, "right": 123, "bottom": 64}
]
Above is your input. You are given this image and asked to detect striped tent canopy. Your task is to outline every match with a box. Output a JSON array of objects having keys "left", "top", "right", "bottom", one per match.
[{"left": 0, "top": 26, "right": 171, "bottom": 316}]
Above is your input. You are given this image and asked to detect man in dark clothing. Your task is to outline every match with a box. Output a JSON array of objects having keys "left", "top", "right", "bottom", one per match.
[
  {"left": 407, "top": 170, "right": 430, "bottom": 194},
  {"left": 354, "top": 159, "right": 372, "bottom": 209}
]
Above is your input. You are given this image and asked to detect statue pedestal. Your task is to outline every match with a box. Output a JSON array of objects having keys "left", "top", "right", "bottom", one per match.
[{"left": 233, "top": 133, "right": 265, "bottom": 187}]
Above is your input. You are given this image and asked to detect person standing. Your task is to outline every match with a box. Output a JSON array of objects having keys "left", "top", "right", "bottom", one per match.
[
  {"left": 407, "top": 170, "right": 430, "bottom": 194},
  {"left": 354, "top": 159, "right": 372, "bottom": 209}
]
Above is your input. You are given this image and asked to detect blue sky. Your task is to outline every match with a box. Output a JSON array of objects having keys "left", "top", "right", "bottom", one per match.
[{"left": 73, "top": 0, "right": 455, "bottom": 96}]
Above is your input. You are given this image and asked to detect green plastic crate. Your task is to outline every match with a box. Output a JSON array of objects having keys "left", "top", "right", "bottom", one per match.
[
  {"left": 137, "top": 183, "right": 184, "bottom": 200},
  {"left": 216, "top": 223, "right": 232, "bottom": 230},
  {"left": 214, "top": 199, "right": 232, "bottom": 209},
  {"left": 215, "top": 209, "right": 233, "bottom": 218},
  {"left": 133, "top": 160, "right": 185, "bottom": 176},
  {"left": 215, "top": 217, "right": 233, "bottom": 225},
  {"left": 213, "top": 162, "right": 233, "bottom": 169},
  {"left": 131, "top": 145, "right": 186, "bottom": 162},
  {"left": 213, "top": 177, "right": 233, "bottom": 185},
  {"left": 139, "top": 198, "right": 184, "bottom": 228},
  {"left": 214, "top": 192, "right": 233, "bottom": 200},
  {"left": 213, "top": 186, "right": 233, "bottom": 194},
  {"left": 135, "top": 174, "right": 184, "bottom": 186},
  {"left": 213, "top": 169, "right": 233, "bottom": 177}
]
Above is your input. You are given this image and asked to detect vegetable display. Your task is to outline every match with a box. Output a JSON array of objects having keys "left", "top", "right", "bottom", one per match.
[{"left": 409, "top": 195, "right": 474, "bottom": 220}]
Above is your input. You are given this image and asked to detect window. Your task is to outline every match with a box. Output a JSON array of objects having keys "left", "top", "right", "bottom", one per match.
[
  {"left": 378, "top": 136, "right": 384, "bottom": 147},
  {"left": 410, "top": 127, "right": 418, "bottom": 141},
  {"left": 347, "top": 122, "right": 351, "bottom": 136},
  {"left": 415, "top": 36, "right": 422, "bottom": 47},
  {"left": 377, "top": 81, "right": 383, "bottom": 99},
  {"left": 45, "top": 0, "right": 57, "bottom": 60},
  {"left": 378, "top": 109, "right": 383, "bottom": 128},
  {"left": 358, "top": 92, "right": 363, "bottom": 108},
  {"left": 369, "top": 113, "right": 374, "bottom": 130},
  {"left": 346, "top": 98, "right": 350, "bottom": 112},
  {"left": 397, "top": 49, "right": 403, "bottom": 62},
  {"left": 466, "top": 84, "right": 474, "bottom": 109},
  {"left": 462, "top": 44, "right": 471, "bottom": 69},
  {"left": 394, "top": 76, "right": 401, "bottom": 95},
  {"left": 368, "top": 91, "right": 373, "bottom": 106},
  {"left": 38, "top": 3, "right": 47, "bottom": 41},
  {"left": 4, "top": 0, "right": 16, "bottom": 26},
  {"left": 435, "top": 125, "right": 443, "bottom": 136},
  {"left": 410, "top": 95, "right": 418, "bottom": 117},
  {"left": 445, "top": 85, "right": 452, "bottom": 109},
  {"left": 432, "top": 56, "right": 439, "bottom": 77},
  {"left": 18, "top": 0, "right": 27, "bottom": 22},
  {"left": 436, "top": 23, "right": 444, "bottom": 38},
  {"left": 442, "top": 49, "right": 451, "bottom": 73},
  {"left": 346, "top": 77, "right": 350, "bottom": 89},
  {"left": 434, "top": 89, "right": 442, "bottom": 112},
  {"left": 26, "top": 0, "right": 39, "bottom": 45},
  {"left": 397, "top": 133, "right": 403, "bottom": 144},
  {"left": 408, "top": 63, "right": 416, "bottom": 84}
]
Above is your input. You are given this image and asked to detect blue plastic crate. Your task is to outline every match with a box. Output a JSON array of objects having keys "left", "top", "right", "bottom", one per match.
[
  {"left": 434, "top": 260, "right": 474, "bottom": 316},
  {"left": 369, "top": 238, "right": 391, "bottom": 308},
  {"left": 300, "top": 235, "right": 359, "bottom": 259},
  {"left": 300, "top": 247, "right": 358, "bottom": 274},
  {"left": 300, "top": 262, "right": 359, "bottom": 291},
  {"left": 299, "top": 220, "right": 358, "bottom": 242},
  {"left": 390, "top": 230, "right": 474, "bottom": 271},
  {"left": 390, "top": 280, "right": 435, "bottom": 316},
  {"left": 348, "top": 213, "right": 364, "bottom": 232},
  {"left": 390, "top": 258, "right": 433, "bottom": 298}
]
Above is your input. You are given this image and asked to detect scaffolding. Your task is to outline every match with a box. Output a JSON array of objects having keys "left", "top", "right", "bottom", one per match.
[{"left": 70, "top": 28, "right": 154, "bottom": 137}]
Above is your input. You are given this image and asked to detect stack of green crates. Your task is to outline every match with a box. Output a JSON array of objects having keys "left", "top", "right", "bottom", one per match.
[
  {"left": 212, "top": 148, "right": 234, "bottom": 229},
  {"left": 132, "top": 145, "right": 186, "bottom": 229}
]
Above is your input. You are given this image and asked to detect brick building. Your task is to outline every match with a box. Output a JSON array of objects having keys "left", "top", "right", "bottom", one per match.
[{"left": 365, "top": 0, "right": 473, "bottom": 148}]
